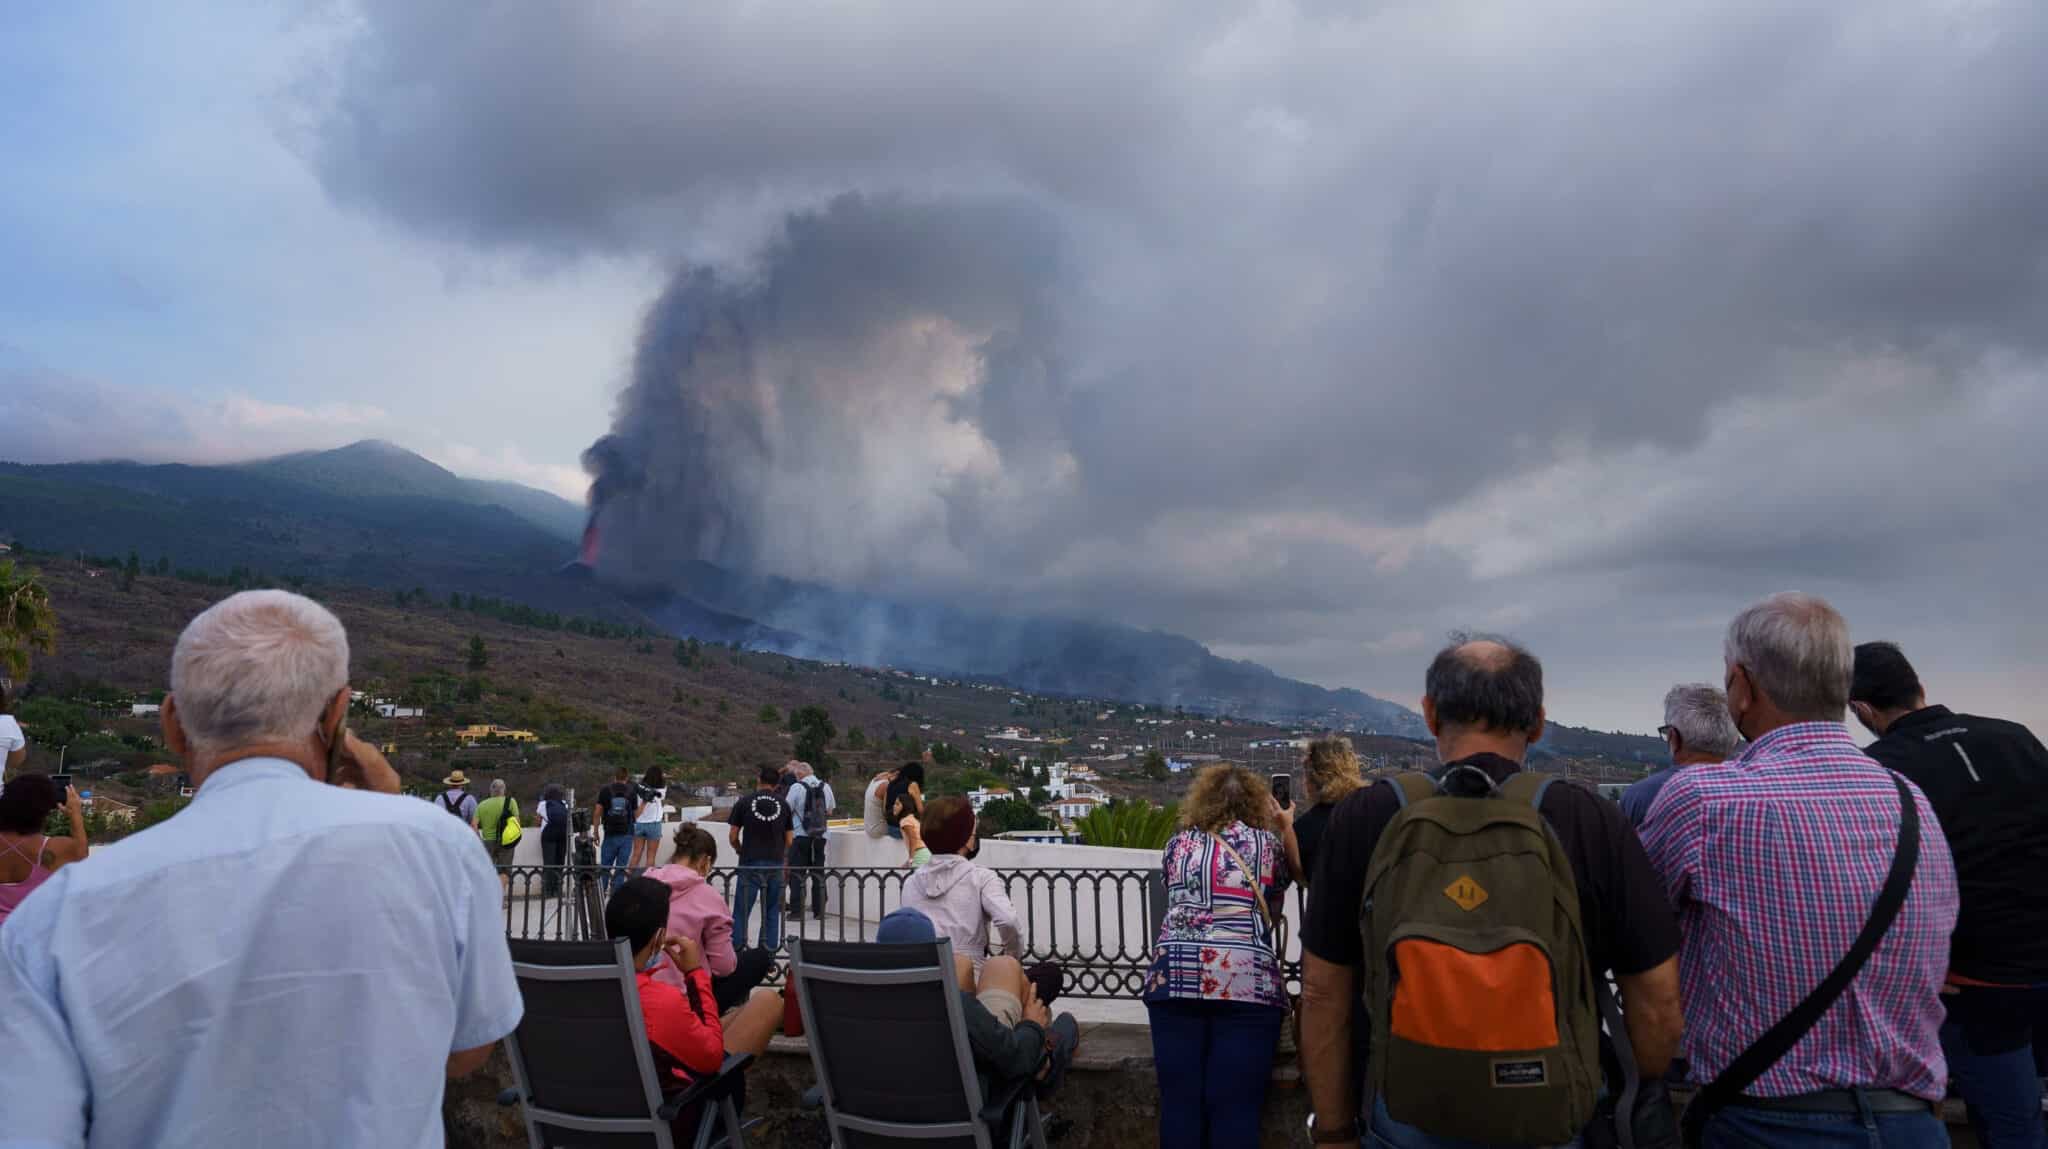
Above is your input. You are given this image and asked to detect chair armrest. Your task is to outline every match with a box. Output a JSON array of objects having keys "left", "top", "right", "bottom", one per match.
[{"left": 657, "top": 1053, "right": 756, "bottom": 1120}]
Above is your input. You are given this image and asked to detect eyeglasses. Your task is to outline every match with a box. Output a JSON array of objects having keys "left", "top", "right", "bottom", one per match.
[{"left": 1656, "top": 725, "right": 1676, "bottom": 739}]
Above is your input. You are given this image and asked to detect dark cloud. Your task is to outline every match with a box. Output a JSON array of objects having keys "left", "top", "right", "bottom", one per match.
[{"left": 304, "top": 0, "right": 2048, "bottom": 727}]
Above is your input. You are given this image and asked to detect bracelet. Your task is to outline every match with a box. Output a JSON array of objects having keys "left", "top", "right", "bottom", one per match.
[{"left": 1310, "top": 1118, "right": 1359, "bottom": 1144}]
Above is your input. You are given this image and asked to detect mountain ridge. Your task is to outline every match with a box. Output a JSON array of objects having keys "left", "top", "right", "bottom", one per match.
[{"left": 0, "top": 441, "right": 1662, "bottom": 754}]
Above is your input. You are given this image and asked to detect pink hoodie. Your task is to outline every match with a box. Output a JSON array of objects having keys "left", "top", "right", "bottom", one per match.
[{"left": 643, "top": 862, "right": 737, "bottom": 990}]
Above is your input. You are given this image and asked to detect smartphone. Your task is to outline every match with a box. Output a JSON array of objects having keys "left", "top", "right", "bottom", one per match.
[
  {"left": 325, "top": 722, "right": 350, "bottom": 785},
  {"left": 1270, "top": 772, "right": 1292, "bottom": 809},
  {"left": 52, "top": 773, "right": 73, "bottom": 793}
]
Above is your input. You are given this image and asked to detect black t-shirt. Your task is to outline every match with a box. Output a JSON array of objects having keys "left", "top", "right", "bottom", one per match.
[
  {"left": 1295, "top": 801, "right": 1336, "bottom": 888},
  {"left": 1303, "top": 754, "right": 1680, "bottom": 979},
  {"left": 1864, "top": 705, "right": 2048, "bottom": 983},
  {"left": 735, "top": 791, "right": 791, "bottom": 864},
  {"left": 597, "top": 782, "right": 638, "bottom": 835}
]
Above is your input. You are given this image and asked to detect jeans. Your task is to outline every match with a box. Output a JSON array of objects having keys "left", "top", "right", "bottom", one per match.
[
  {"left": 1944, "top": 984, "right": 2048, "bottom": 1149},
  {"left": 733, "top": 862, "right": 785, "bottom": 951},
  {"left": 599, "top": 833, "right": 632, "bottom": 892},
  {"left": 1700, "top": 1099, "right": 1947, "bottom": 1149},
  {"left": 712, "top": 947, "right": 777, "bottom": 1014},
  {"left": 540, "top": 834, "right": 567, "bottom": 897},
  {"left": 786, "top": 835, "right": 827, "bottom": 918},
  {"left": 1146, "top": 998, "right": 1285, "bottom": 1149}
]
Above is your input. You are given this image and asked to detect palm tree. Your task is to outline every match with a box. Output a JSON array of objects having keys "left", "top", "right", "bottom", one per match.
[
  {"left": 0, "top": 560, "right": 57, "bottom": 677},
  {"left": 1073, "top": 799, "right": 1180, "bottom": 850}
]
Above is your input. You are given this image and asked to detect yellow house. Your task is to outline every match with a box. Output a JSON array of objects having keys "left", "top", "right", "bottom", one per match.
[{"left": 455, "top": 724, "right": 539, "bottom": 744}]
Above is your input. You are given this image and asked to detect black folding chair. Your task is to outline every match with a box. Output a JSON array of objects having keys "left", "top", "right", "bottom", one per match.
[
  {"left": 788, "top": 937, "right": 1048, "bottom": 1149},
  {"left": 500, "top": 937, "right": 754, "bottom": 1149}
]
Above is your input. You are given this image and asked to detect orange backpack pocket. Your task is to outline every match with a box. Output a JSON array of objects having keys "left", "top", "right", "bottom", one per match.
[{"left": 1389, "top": 937, "right": 1558, "bottom": 1051}]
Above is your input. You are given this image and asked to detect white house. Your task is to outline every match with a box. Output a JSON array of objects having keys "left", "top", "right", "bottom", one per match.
[
  {"left": 375, "top": 703, "right": 424, "bottom": 719},
  {"left": 130, "top": 702, "right": 161, "bottom": 717},
  {"left": 966, "top": 785, "right": 1018, "bottom": 812},
  {"left": 1046, "top": 795, "right": 1101, "bottom": 822}
]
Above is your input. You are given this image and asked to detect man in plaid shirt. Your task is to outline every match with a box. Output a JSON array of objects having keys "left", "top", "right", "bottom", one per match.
[{"left": 1643, "top": 593, "right": 1959, "bottom": 1149}]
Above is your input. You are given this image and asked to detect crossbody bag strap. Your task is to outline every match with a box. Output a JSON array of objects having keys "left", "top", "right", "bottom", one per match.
[
  {"left": 1681, "top": 773, "right": 1922, "bottom": 1147},
  {"left": 1208, "top": 832, "right": 1276, "bottom": 941}
]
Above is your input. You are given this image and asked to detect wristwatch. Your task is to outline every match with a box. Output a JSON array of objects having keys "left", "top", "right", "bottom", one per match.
[{"left": 1309, "top": 1116, "right": 1359, "bottom": 1144}]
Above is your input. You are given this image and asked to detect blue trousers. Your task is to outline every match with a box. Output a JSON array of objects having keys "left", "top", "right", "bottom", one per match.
[
  {"left": 599, "top": 833, "right": 632, "bottom": 892},
  {"left": 1146, "top": 998, "right": 1284, "bottom": 1149},
  {"left": 732, "top": 862, "right": 784, "bottom": 952},
  {"left": 1701, "top": 1098, "right": 1947, "bottom": 1149},
  {"left": 1944, "top": 985, "right": 2048, "bottom": 1149}
]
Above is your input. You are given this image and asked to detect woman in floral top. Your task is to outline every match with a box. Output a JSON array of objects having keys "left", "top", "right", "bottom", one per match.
[{"left": 1143, "top": 763, "right": 1302, "bottom": 1148}]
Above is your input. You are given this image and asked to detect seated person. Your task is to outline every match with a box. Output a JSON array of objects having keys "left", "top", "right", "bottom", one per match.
[
  {"left": 874, "top": 908, "right": 1079, "bottom": 1110},
  {"left": 606, "top": 875, "right": 784, "bottom": 1135},
  {"left": 644, "top": 824, "right": 774, "bottom": 1013},
  {"left": 901, "top": 798, "right": 1025, "bottom": 969}
]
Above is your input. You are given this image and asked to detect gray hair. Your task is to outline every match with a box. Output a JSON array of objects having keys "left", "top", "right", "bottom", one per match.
[
  {"left": 490, "top": 779, "right": 507, "bottom": 796},
  {"left": 790, "top": 761, "right": 813, "bottom": 779},
  {"left": 170, "top": 590, "right": 349, "bottom": 754},
  {"left": 1662, "top": 683, "right": 1743, "bottom": 759},
  {"left": 1724, "top": 592, "right": 1852, "bottom": 720}
]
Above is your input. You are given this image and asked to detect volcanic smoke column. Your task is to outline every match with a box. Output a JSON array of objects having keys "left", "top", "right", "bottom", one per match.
[{"left": 577, "top": 193, "right": 1079, "bottom": 593}]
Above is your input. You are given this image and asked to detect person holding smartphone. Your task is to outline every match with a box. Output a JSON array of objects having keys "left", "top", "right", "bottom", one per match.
[
  {"left": 0, "top": 774, "right": 87, "bottom": 924},
  {"left": 0, "top": 590, "right": 522, "bottom": 1148}
]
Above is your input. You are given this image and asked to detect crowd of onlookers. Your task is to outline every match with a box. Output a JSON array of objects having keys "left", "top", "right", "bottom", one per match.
[{"left": 0, "top": 585, "right": 2043, "bottom": 1148}]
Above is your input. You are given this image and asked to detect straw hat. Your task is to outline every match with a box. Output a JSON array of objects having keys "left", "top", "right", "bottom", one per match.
[{"left": 442, "top": 770, "right": 470, "bottom": 788}]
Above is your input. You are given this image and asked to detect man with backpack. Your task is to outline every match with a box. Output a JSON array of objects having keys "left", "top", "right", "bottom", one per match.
[
  {"left": 593, "top": 766, "right": 638, "bottom": 893},
  {"left": 1301, "top": 634, "right": 1683, "bottom": 1148},
  {"left": 438, "top": 770, "right": 478, "bottom": 824},
  {"left": 1643, "top": 596, "right": 1958, "bottom": 1149},
  {"left": 784, "top": 761, "right": 835, "bottom": 921}
]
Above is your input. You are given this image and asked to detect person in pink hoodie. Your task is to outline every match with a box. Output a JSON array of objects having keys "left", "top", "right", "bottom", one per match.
[
  {"left": 900, "top": 797, "right": 1027, "bottom": 968},
  {"left": 644, "top": 823, "right": 774, "bottom": 1013}
]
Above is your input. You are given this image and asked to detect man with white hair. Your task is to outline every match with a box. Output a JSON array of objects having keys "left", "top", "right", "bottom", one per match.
[
  {"left": 1621, "top": 683, "right": 1744, "bottom": 828},
  {"left": 0, "top": 590, "right": 523, "bottom": 1147},
  {"left": 1642, "top": 593, "right": 1959, "bottom": 1149}
]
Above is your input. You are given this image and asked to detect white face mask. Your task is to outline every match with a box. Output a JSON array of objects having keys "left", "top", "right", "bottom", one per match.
[{"left": 642, "top": 930, "right": 667, "bottom": 971}]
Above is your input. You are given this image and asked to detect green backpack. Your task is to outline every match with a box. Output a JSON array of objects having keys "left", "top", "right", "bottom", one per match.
[{"left": 1360, "top": 767, "right": 1599, "bottom": 1145}]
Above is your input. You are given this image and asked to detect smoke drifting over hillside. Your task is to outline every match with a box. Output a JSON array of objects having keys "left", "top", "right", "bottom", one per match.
[
  {"left": 581, "top": 196, "right": 1077, "bottom": 595},
  {"left": 307, "top": 0, "right": 2048, "bottom": 727}
]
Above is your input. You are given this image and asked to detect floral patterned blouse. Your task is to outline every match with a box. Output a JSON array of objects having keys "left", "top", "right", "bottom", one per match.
[{"left": 1142, "top": 821, "right": 1289, "bottom": 1010}]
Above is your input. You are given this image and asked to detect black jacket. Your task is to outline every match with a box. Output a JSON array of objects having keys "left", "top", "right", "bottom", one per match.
[{"left": 1865, "top": 705, "right": 2048, "bottom": 983}]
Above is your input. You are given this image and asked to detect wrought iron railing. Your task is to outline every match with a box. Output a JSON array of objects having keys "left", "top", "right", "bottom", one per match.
[{"left": 495, "top": 862, "right": 1252, "bottom": 999}]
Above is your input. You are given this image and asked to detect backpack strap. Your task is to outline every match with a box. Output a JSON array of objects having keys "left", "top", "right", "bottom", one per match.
[
  {"left": 1386, "top": 773, "right": 1436, "bottom": 809},
  {"left": 1497, "top": 770, "right": 1556, "bottom": 809}
]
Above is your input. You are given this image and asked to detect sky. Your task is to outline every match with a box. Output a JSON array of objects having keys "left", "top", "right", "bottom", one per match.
[{"left": 5, "top": 1, "right": 2047, "bottom": 733}]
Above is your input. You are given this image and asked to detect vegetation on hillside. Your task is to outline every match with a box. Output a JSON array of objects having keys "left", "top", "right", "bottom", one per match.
[{"left": 1, "top": 559, "right": 57, "bottom": 676}]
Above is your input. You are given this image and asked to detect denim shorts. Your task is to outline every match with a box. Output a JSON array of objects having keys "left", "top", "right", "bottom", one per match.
[{"left": 633, "top": 822, "right": 663, "bottom": 840}]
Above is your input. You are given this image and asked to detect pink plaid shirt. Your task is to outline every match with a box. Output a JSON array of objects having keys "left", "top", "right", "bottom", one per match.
[{"left": 1642, "top": 722, "right": 1958, "bottom": 1100}]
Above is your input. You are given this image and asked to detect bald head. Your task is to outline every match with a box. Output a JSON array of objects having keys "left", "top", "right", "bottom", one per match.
[{"left": 1424, "top": 632, "right": 1545, "bottom": 736}]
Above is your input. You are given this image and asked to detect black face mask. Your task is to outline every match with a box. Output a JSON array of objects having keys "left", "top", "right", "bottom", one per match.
[{"left": 963, "top": 842, "right": 981, "bottom": 861}]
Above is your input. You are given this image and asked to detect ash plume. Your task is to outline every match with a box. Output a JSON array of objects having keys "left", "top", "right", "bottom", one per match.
[{"left": 581, "top": 194, "right": 1076, "bottom": 599}]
